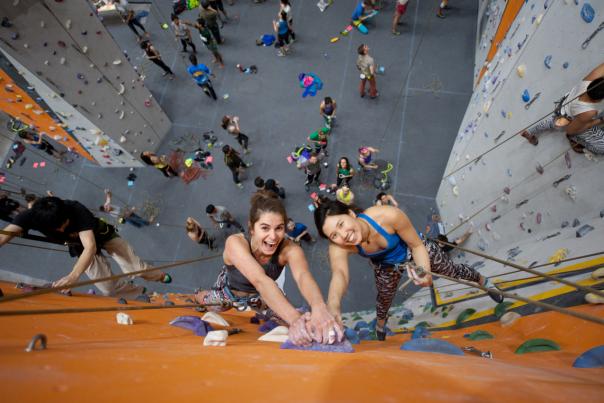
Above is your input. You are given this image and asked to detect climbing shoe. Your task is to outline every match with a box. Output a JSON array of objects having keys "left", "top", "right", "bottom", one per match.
[
  {"left": 375, "top": 325, "right": 387, "bottom": 341},
  {"left": 161, "top": 274, "right": 172, "bottom": 284}
]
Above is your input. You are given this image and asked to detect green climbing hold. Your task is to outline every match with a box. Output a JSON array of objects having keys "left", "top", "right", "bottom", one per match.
[
  {"left": 464, "top": 330, "right": 494, "bottom": 341},
  {"left": 494, "top": 301, "right": 514, "bottom": 319},
  {"left": 455, "top": 308, "right": 476, "bottom": 327},
  {"left": 515, "top": 338, "right": 560, "bottom": 354},
  {"left": 430, "top": 305, "right": 437, "bottom": 313},
  {"left": 441, "top": 312, "right": 448, "bottom": 318},
  {"left": 398, "top": 319, "right": 408, "bottom": 325},
  {"left": 352, "top": 313, "right": 362, "bottom": 320},
  {"left": 415, "top": 321, "right": 431, "bottom": 329}
]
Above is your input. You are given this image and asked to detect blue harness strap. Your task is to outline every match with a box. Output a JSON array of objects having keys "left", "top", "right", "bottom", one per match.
[{"left": 356, "top": 213, "right": 409, "bottom": 266}]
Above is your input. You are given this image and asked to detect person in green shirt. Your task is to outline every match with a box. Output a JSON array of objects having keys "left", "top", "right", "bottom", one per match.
[
  {"left": 308, "top": 127, "right": 330, "bottom": 156},
  {"left": 183, "top": 18, "right": 224, "bottom": 67},
  {"left": 336, "top": 157, "right": 355, "bottom": 187}
]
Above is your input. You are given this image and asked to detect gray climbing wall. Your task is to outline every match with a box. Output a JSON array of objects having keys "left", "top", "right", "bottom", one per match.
[
  {"left": 0, "top": 0, "right": 171, "bottom": 167},
  {"left": 436, "top": 0, "right": 604, "bottom": 286}
]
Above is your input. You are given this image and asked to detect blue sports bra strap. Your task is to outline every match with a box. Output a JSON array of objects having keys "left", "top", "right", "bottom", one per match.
[{"left": 358, "top": 213, "right": 391, "bottom": 240}]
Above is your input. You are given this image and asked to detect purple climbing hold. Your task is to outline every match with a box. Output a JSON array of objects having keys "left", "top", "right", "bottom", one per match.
[
  {"left": 169, "top": 316, "right": 213, "bottom": 336},
  {"left": 581, "top": 3, "right": 595, "bottom": 23},
  {"left": 576, "top": 224, "right": 594, "bottom": 238},
  {"left": 280, "top": 339, "right": 355, "bottom": 353},
  {"left": 87, "top": 289, "right": 96, "bottom": 295},
  {"left": 259, "top": 320, "right": 279, "bottom": 333},
  {"left": 500, "top": 110, "right": 506, "bottom": 118},
  {"left": 77, "top": 73, "right": 85, "bottom": 80},
  {"left": 536, "top": 212, "right": 542, "bottom": 224},
  {"left": 561, "top": 221, "right": 569, "bottom": 228},
  {"left": 250, "top": 314, "right": 261, "bottom": 324},
  {"left": 10, "top": 32, "right": 18, "bottom": 40},
  {"left": 400, "top": 339, "right": 464, "bottom": 356},
  {"left": 354, "top": 320, "right": 369, "bottom": 331},
  {"left": 135, "top": 294, "right": 151, "bottom": 303}
]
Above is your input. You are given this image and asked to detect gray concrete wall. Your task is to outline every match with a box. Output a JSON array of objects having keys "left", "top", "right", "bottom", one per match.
[
  {"left": 437, "top": 0, "right": 604, "bottom": 283},
  {"left": 0, "top": 0, "right": 171, "bottom": 167}
]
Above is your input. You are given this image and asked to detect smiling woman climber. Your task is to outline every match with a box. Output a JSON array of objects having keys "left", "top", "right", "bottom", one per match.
[
  {"left": 195, "top": 191, "right": 343, "bottom": 346},
  {"left": 314, "top": 200, "right": 503, "bottom": 341}
]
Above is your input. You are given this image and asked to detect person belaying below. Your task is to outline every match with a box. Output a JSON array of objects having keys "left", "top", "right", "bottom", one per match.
[
  {"left": 0, "top": 197, "right": 172, "bottom": 297},
  {"left": 195, "top": 191, "right": 343, "bottom": 345},
  {"left": 314, "top": 200, "right": 503, "bottom": 341},
  {"left": 521, "top": 62, "right": 604, "bottom": 154}
]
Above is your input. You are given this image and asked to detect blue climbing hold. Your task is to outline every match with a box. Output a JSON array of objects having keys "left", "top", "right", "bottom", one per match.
[
  {"left": 412, "top": 326, "right": 431, "bottom": 339},
  {"left": 259, "top": 320, "right": 279, "bottom": 333},
  {"left": 581, "top": 3, "right": 595, "bottom": 23},
  {"left": 522, "top": 89, "right": 531, "bottom": 102},
  {"left": 358, "top": 328, "right": 375, "bottom": 340},
  {"left": 354, "top": 320, "right": 369, "bottom": 331},
  {"left": 563, "top": 62, "right": 569, "bottom": 69},
  {"left": 544, "top": 55, "right": 552, "bottom": 69},
  {"left": 344, "top": 327, "right": 361, "bottom": 344},
  {"left": 573, "top": 345, "right": 604, "bottom": 368},
  {"left": 280, "top": 339, "right": 355, "bottom": 353},
  {"left": 400, "top": 339, "right": 464, "bottom": 356},
  {"left": 169, "top": 315, "right": 213, "bottom": 336}
]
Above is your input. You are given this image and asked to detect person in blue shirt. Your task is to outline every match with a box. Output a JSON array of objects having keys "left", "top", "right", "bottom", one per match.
[
  {"left": 286, "top": 219, "right": 315, "bottom": 244},
  {"left": 272, "top": 11, "right": 291, "bottom": 56},
  {"left": 352, "top": 1, "right": 371, "bottom": 22},
  {"left": 187, "top": 54, "right": 217, "bottom": 100}
]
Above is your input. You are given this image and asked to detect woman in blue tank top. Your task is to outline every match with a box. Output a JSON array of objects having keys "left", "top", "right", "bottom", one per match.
[
  {"left": 195, "top": 191, "right": 343, "bottom": 345},
  {"left": 314, "top": 200, "right": 502, "bottom": 340}
]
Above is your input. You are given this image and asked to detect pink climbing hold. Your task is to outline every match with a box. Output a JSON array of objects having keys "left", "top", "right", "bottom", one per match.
[
  {"left": 490, "top": 205, "right": 497, "bottom": 213},
  {"left": 144, "top": 99, "right": 152, "bottom": 107},
  {"left": 536, "top": 213, "right": 542, "bottom": 224},
  {"left": 503, "top": 187, "right": 511, "bottom": 195}
]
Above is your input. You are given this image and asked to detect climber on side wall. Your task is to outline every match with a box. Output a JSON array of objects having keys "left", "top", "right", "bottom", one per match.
[
  {"left": 522, "top": 62, "right": 604, "bottom": 154},
  {"left": 193, "top": 191, "right": 344, "bottom": 346}
]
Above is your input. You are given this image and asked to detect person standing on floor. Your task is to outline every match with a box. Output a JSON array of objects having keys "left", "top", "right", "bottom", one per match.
[
  {"left": 222, "top": 145, "right": 250, "bottom": 188},
  {"left": 254, "top": 177, "right": 286, "bottom": 199},
  {"left": 186, "top": 217, "right": 216, "bottom": 250},
  {"left": 286, "top": 218, "right": 315, "bottom": 244},
  {"left": 17, "top": 130, "right": 65, "bottom": 161},
  {"left": 221, "top": 115, "right": 250, "bottom": 154},
  {"left": 303, "top": 152, "right": 325, "bottom": 191},
  {"left": 123, "top": 10, "right": 148, "bottom": 40},
  {"left": 140, "top": 40, "right": 175, "bottom": 79},
  {"left": 199, "top": 1, "right": 223, "bottom": 44},
  {"left": 0, "top": 197, "right": 172, "bottom": 297},
  {"left": 320, "top": 97, "right": 337, "bottom": 130},
  {"left": 392, "top": 0, "right": 409, "bottom": 35},
  {"left": 209, "top": 0, "right": 229, "bottom": 23},
  {"left": 206, "top": 204, "right": 245, "bottom": 232},
  {"left": 308, "top": 127, "right": 330, "bottom": 156},
  {"left": 171, "top": 15, "right": 196, "bottom": 53},
  {"left": 99, "top": 189, "right": 150, "bottom": 228},
  {"left": 183, "top": 18, "right": 225, "bottom": 68},
  {"left": 187, "top": 54, "right": 217, "bottom": 100},
  {"left": 279, "top": 0, "right": 296, "bottom": 41},
  {"left": 140, "top": 151, "right": 179, "bottom": 178},
  {"left": 335, "top": 184, "right": 355, "bottom": 206},
  {"left": 273, "top": 11, "right": 292, "bottom": 57},
  {"left": 356, "top": 44, "right": 378, "bottom": 98},
  {"left": 336, "top": 157, "right": 355, "bottom": 187}
]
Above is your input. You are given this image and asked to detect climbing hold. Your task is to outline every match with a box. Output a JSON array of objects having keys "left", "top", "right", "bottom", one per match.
[
  {"left": 522, "top": 89, "right": 530, "bottom": 102},
  {"left": 561, "top": 220, "right": 569, "bottom": 228},
  {"left": 455, "top": 308, "right": 476, "bottom": 327},
  {"left": 573, "top": 345, "right": 604, "bottom": 368},
  {"left": 116, "top": 312, "right": 133, "bottom": 325},
  {"left": 60, "top": 57, "right": 66, "bottom": 65},
  {"left": 536, "top": 212, "right": 542, "bottom": 224},
  {"left": 400, "top": 339, "right": 464, "bottom": 356},
  {"left": 354, "top": 320, "right": 369, "bottom": 331},
  {"left": 592, "top": 268, "right": 604, "bottom": 280},
  {"left": 565, "top": 151, "right": 572, "bottom": 168},
  {"left": 259, "top": 320, "right": 279, "bottom": 333},
  {"left": 57, "top": 40, "right": 66, "bottom": 48},
  {"left": 536, "top": 13, "right": 543, "bottom": 25},
  {"left": 135, "top": 294, "right": 150, "bottom": 303},
  {"left": 281, "top": 339, "right": 354, "bottom": 353},
  {"left": 258, "top": 326, "right": 289, "bottom": 342},
  {"left": 535, "top": 163, "right": 544, "bottom": 174},
  {"left": 65, "top": 19, "right": 72, "bottom": 29},
  {"left": 169, "top": 316, "right": 213, "bottom": 336},
  {"left": 201, "top": 312, "right": 229, "bottom": 327},
  {"left": 113, "top": 59, "right": 122, "bottom": 65},
  {"left": 576, "top": 224, "right": 594, "bottom": 238},
  {"left": 544, "top": 55, "right": 552, "bottom": 69},
  {"left": 117, "top": 297, "right": 127, "bottom": 304},
  {"left": 82, "top": 46, "right": 88, "bottom": 54},
  {"left": 585, "top": 293, "right": 604, "bottom": 304},
  {"left": 494, "top": 302, "right": 513, "bottom": 319},
  {"left": 500, "top": 311, "right": 521, "bottom": 327},
  {"left": 203, "top": 330, "right": 228, "bottom": 346},
  {"left": 515, "top": 338, "right": 560, "bottom": 354},
  {"left": 549, "top": 248, "right": 569, "bottom": 265},
  {"left": 452, "top": 186, "right": 459, "bottom": 197},
  {"left": 516, "top": 64, "right": 526, "bottom": 77},
  {"left": 581, "top": 3, "right": 595, "bottom": 23},
  {"left": 565, "top": 186, "right": 577, "bottom": 201},
  {"left": 344, "top": 327, "right": 361, "bottom": 344},
  {"left": 117, "top": 83, "right": 125, "bottom": 95},
  {"left": 412, "top": 326, "right": 431, "bottom": 339},
  {"left": 464, "top": 330, "right": 494, "bottom": 340},
  {"left": 572, "top": 218, "right": 580, "bottom": 227}
]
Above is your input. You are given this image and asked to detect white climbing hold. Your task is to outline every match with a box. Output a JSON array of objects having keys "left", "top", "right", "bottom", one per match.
[
  {"left": 116, "top": 312, "right": 133, "bottom": 325},
  {"left": 23, "top": 43, "right": 29, "bottom": 49},
  {"left": 65, "top": 19, "right": 72, "bottom": 29},
  {"left": 203, "top": 330, "right": 228, "bottom": 346},
  {"left": 516, "top": 65, "right": 526, "bottom": 78},
  {"left": 82, "top": 46, "right": 88, "bottom": 54},
  {"left": 44, "top": 60, "right": 49, "bottom": 65},
  {"left": 592, "top": 268, "right": 604, "bottom": 280},
  {"left": 118, "top": 84, "right": 125, "bottom": 95},
  {"left": 119, "top": 136, "right": 127, "bottom": 143},
  {"left": 40, "top": 21, "right": 45, "bottom": 28},
  {"left": 447, "top": 176, "right": 457, "bottom": 186},
  {"left": 565, "top": 186, "right": 577, "bottom": 201},
  {"left": 536, "top": 14, "right": 543, "bottom": 25},
  {"left": 585, "top": 293, "right": 604, "bottom": 304},
  {"left": 118, "top": 110, "right": 125, "bottom": 120},
  {"left": 258, "top": 326, "right": 289, "bottom": 343},
  {"left": 113, "top": 59, "right": 122, "bottom": 65},
  {"left": 483, "top": 99, "right": 492, "bottom": 113},
  {"left": 500, "top": 312, "right": 521, "bottom": 327},
  {"left": 60, "top": 57, "right": 66, "bottom": 65},
  {"left": 452, "top": 186, "right": 459, "bottom": 197},
  {"left": 91, "top": 101, "right": 96, "bottom": 106},
  {"left": 202, "top": 312, "right": 229, "bottom": 327}
]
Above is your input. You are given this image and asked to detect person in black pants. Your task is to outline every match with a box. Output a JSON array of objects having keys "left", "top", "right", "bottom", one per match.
[
  {"left": 123, "top": 10, "right": 148, "bottom": 40},
  {"left": 222, "top": 145, "right": 250, "bottom": 188},
  {"left": 171, "top": 15, "right": 196, "bottom": 53},
  {"left": 141, "top": 40, "right": 174, "bottom": 78}
]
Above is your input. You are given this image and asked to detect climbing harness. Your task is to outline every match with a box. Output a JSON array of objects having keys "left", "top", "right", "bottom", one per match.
[
  {"left": 223, "top": 285, "right": 263, "bottom": 312},
  {"left": 524, "top": 92, "right": 541, "bottom": 110},
  {"left": 582, "top": 21, "right": 604, "bottom": 50}
]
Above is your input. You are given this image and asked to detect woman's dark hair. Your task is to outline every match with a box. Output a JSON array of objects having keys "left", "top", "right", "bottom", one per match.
[
  {"left": 375, "top": 192, "right": 386, "bottom": 201},
  {"left": 324, "top": 96, "right": 333, "bottom": 104},
  {"left": 254, "top": 177, "right": 265, "bottom": 188},
  {"left": 338, "top": 157, "right": 350, "bottom": 169},
  {"left": 221, "top": 115, "right": 230, "bottom": 130},
  {"left": 99, "top": 205, "right": 106, "bottom": 212},
  {"left": 139, "top": 40, "right": 150, "bottom": 50},
  {"left": 30, "top": 197, "right": 68, "bottom": 231},
  {"left": 280, "top": 11, "right": 287, "bottom": 20},
  {"left": 265, "top": 179, "right": 277, "bottom": 190},
  {"left": 140, "top": 152, "right": 153, "bottom": 165},
  {"left": 314, "top": 199, "right": 354, "bottom": 239},
  {"left": 249, "top": 190, "right": 287, "bottom": 230},
  {"left": 280, "top": 0, "right": 291, "bottom": 5},
  {"left": 587, "top": 77, "right": 604, "bottom": 101},
  {"left": 196, "top": 17, "right": 206, "bottom": 27}
]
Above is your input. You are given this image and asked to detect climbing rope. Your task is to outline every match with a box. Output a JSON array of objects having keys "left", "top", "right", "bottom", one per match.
[
  {"left": 0, "top": 302, "right": 226, "bottom": 317},
  {"left": 0, "top": 253, "right": 221, "bottom": 304},
  {"left": 427, "top": 270, "right": 604, "bottom": 327},
  {"left": 432, "top": 238, "right": 604, "bottom": 299},
  {"left": 442, "top": 77, "right": 604, "bottom": 179}
]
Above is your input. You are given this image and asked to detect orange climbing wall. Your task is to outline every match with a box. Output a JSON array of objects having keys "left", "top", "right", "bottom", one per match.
[
  {"left": 0, "top": 68, "right": 94, "bottom": 161},
  {"left": 0, "top": 281, "right": 603, "bottom": 402}
]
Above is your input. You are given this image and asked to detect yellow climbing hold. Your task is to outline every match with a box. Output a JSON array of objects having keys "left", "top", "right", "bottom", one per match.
[
  {"left": 516, "top": 64, "right": 526, "bottom": 78},
  {"left": 591, "top": 267, "right": 604, "bottom": 280},
  {"left": 330, "top": 37, "right": 340, "bottom": 43},
  {"left": 184, "top": 158, "right": 193, "bottom": 168},
  {"left": 548, "top": 248, "right": 569, "bottom": 264},
  {"left": 585, "top": 293, "right": 604, "bottom": 304}
]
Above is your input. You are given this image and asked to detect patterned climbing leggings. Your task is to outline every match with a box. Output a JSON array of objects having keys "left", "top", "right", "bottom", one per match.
[
  {"left": 198, "top": 267, "right": 286, "bottom": 323},
  {"left": 526, "top": 116, "right": 604, "bottom": 154},
  {"left": 373, "top": 239, "right": 481, "bottom": 321}
]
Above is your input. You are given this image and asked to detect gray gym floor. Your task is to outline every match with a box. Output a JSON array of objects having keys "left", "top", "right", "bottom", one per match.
[{"left": 0, "top": 0, "right": 477, "bottom": 313}]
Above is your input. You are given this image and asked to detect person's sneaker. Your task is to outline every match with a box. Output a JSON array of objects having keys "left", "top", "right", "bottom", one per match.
[
  {"left": 244, "top": 148, "right": 251, "bottom": 154},
  {"left": 277, "top": 51, "right": 285, "bottom": 57},
  {"left": 246, "top": 162, "right": 253, "bottom": 167},
  {"left": 236, "top": 183, "right": 244, "bottom": 189},
  {"left": 392, "top": 30, "right": 401, "bottom": 36},
  {"left": 436, "top": 11, "right": 446, "bottom": 18},
  {"left": 161, "top": 274, "right": 172, "bottom": 284}
]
